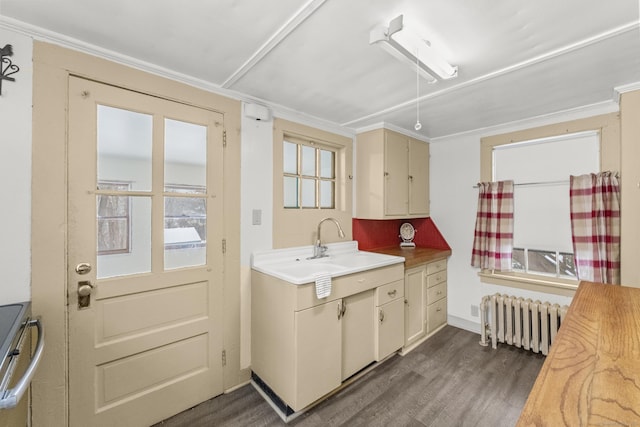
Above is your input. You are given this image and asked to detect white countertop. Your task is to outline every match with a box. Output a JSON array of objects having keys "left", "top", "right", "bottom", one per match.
[{"left": 251, "top": 241, "right": 405, "bottom": 285}]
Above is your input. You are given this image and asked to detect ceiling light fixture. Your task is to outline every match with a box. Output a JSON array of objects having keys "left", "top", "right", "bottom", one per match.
[
  {"left": 369, "top": 15, "right": 457, "bottom": 83},
  {"left": 414, "top": 49, "right": 422, "bottom": 131}
]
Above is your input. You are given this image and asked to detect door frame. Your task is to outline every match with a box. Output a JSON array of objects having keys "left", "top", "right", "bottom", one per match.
[{"left": 31, "top": 41, "right": 245, "bottom": 427}]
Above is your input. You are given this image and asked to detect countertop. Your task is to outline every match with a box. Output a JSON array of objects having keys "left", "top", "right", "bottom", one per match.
[
  {"left": 369, "top": 246, "right": 451, "bottom": 269},
  {"left": 517, "top": 281, "right": 640, "bottom": 426}
]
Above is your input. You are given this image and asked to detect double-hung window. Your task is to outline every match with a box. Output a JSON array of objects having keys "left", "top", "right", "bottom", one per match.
[{"left": 492, "top": 131, "right": 600, "bottom": 280}]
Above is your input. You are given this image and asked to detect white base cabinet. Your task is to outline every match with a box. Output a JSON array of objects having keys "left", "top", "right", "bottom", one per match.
[
  {"left": 403, "top": 258, "right": 448, "bottom": 351},
  {"left": 252, "top": 264, "right": 404, "bottom": 412}
]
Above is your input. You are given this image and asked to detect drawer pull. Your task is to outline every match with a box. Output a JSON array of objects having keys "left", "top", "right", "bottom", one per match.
[
  {"left": 436, "top": 307, "right": 442, "bottom": 312},
  {"left": 387, "top": 289, "right": 397, "bottom": 297},
  {"left": 437, "top": 291, "right": 442, "bottom": 295}
]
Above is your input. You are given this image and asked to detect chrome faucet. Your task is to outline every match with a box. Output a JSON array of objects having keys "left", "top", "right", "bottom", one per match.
[{"left": 311, "top": 217, "right": 346, "bottom": 259}]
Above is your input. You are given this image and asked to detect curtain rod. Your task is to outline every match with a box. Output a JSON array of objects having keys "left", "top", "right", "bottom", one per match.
[{"left": 472, "top": 179, "right": 569, "bottom": 189}]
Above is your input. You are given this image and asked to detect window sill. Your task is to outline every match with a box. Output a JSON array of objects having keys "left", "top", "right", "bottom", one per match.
[{"left": 478, "top": 270, "right": 578, "bottom": 297}]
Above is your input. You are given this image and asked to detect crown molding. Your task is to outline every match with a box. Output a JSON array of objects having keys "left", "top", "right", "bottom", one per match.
[
  {"left": 430, "top": 99, "right": 619, "bottom": 143},
  {"left": 354, "top": 121, "right": 430, "bottom": 142}
]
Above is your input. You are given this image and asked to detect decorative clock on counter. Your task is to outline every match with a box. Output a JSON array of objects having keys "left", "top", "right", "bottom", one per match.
[{"left": 399, "top": 222, "right": 416, "bottom": 248}]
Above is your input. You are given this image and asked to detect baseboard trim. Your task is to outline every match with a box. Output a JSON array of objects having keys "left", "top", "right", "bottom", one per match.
[{"left": 448, "top": 315, "right": 481, "bottom": 334}]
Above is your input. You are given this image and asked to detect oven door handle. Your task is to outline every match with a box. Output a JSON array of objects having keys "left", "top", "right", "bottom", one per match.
[{"left": 0, "top": 318, "right": 45, "bottom": 410}]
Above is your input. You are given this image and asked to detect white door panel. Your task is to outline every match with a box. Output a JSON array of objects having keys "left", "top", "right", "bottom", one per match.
[{"left": 68, "top": 77, "right": 224, "bottom": 426}]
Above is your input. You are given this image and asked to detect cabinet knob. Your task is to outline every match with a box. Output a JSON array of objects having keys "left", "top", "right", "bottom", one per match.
[{"left": 379, "top": 309, "right": 385, "bottom": 322}]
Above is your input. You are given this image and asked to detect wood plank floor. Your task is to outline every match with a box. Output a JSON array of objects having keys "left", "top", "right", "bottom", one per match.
[{"left": 154, "top": 326, "right": 544, "bottom": 427}]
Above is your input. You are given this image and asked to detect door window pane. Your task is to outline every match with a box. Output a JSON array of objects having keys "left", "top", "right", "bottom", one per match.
[
  {"left": 97, "top": 105, "right": 152, "bottom": 191},
  {"left": 164, "top": 196, "right": 206, "bottom": 270},
  {"left": 164, "top": 119, "right": 207, "bottom": 192},
  {"left": 97, "top": 196, "right": 151, "bottom": 279},
  {"left": 97, "top": 182, "right": 131, "bottom": 255}
]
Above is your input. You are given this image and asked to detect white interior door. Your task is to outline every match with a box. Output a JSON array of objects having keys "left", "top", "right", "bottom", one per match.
[{"left": 67, "top": 77, "right": 224, "bottom": 426}]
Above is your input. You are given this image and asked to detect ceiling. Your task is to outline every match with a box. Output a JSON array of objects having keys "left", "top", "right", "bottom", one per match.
[{"left": 1, "top": 0, "right": 639, "bottom": 139}]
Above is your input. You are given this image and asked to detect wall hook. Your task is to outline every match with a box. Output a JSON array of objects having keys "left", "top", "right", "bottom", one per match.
[{"left": 1, "top": 44, "right": 20, "bottom": 96}]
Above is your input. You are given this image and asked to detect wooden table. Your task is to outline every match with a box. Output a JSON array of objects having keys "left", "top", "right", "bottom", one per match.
[{"left": 517, "top": 281, "right": 640, "bottom": 426}]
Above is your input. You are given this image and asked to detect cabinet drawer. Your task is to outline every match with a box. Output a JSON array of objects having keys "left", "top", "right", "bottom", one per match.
[
  {"left": 376, "top": 279, "right": 404, "bottom": 306},
  {"left": 426, "top": 282, "right": 446, "bottom": 304},
  {"left": 294, "top": 264, "right": 403, "bottom": 311},
  {"left": 426, "top": 270, "right": 447, "bottom": 288},
  {"left": 426, "top": 259, "right": 447, "bottom": 275},
  {"left": 427, "top": 298, "right": 447, "bottom": 333}
]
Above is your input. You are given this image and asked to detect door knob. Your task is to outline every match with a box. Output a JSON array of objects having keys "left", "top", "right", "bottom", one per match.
[
  {"left": 78, "top": 282, "right": 93, "bottom": 297},
  {"left": 77, "top": 281, "right": 94, "bottom": 309}
]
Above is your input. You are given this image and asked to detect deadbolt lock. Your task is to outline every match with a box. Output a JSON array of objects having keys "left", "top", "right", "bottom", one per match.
[{"left": 75, "top": 263, "right": 92, "bottom": 275}]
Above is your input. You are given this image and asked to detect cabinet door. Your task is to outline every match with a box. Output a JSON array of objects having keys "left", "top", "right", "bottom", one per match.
[
  {"left": 409, "top": 139, "right": 429, "bottom": 216},
  {"left": 377, "top": 298, "right": 405, "bottom": 360},
  {"left": 295, "top": 300, "right": 342, "bottom": 410},
  {"left": 342, "top": 290, "right": 375, "bottom": 380},
  {"left": 384, "top": 132, "right": 409, "bottom": 216},
  {"left": 404, "top": 266, "right": 427, "bottom": 346}
]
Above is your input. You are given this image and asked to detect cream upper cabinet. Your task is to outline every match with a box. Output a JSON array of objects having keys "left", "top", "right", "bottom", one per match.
[{"left": 356, "top": 128, "right": 430, "bottom": 219}]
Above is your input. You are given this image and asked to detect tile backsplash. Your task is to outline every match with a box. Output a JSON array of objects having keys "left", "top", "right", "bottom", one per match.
[{"left": 352, "top": 217, "right": 450, "bottom": 251}]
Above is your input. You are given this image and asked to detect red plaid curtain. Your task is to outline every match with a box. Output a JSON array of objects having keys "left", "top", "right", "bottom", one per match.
[
  {"left": 471, "top": 181, "right": 514, "bottom": 271},
  {"left": 570, "top": 172, "right": 620, "bottom": 284}
]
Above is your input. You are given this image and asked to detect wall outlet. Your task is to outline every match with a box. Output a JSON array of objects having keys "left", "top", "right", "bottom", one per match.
[{"left": 470, "top": 304, "right": 479, "bottom": 317}]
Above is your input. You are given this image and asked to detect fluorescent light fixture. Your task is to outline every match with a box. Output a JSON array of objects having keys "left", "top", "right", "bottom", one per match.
[{"left": 370, "top": 15, "right": 457, "bottom": 82}]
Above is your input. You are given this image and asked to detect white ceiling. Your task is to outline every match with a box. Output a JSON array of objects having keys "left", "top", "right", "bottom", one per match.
[{"left": 1, "top": 0, "right": 639, "bottom": 139}]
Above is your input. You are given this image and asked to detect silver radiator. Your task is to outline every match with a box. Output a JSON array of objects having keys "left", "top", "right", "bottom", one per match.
[{"left": 479, "top": 293, "right": 568, "bottom": 356}]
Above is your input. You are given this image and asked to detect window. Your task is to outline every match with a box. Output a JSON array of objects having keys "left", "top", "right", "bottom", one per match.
[
  {"left": 273, "top": 118, "right": 352, "bottom": 249},
  {"left": 283, "top": 138, "right": 336, "bottom": 209},
  {"left": 97, "top": 181, "right": 131, "bottom": 255},
  {"left": 493, "top": 131, "right": 599, "bottom": 279},
  {"left": 164, "top": 184, "right": 207, "bottom": 250}
]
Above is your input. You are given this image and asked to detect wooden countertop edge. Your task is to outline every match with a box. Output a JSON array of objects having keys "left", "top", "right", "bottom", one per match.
[
  {"left": 369, "top": 246, "right": 451, "bottom": 268},
  {"left": 516, "top": 281, "right": 640, "bottom": 426}
]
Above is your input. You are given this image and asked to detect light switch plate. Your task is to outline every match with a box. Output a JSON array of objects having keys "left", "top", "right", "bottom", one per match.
[{"left": 252, "top": 209, "right": 262, "bottom": 225}]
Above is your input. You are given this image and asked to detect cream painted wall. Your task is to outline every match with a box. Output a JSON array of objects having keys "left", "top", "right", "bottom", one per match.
[
  {"left": 0, "top": 28, "right": 32, "bottom": 304},
  {"left": 239, "top": 106, "right": 274, "bottom": 368},
  {"left": 429, "top": 105, "right": 619, "bottom": 332}
]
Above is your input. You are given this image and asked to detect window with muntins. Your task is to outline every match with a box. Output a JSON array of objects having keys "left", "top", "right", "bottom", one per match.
[
  {"left": 97, "top": 181, "right": 131, "bottom": 255},
  {"left": 493, "top": 131, "right": 600, "bottom": 279},
  {"left": 283, "top": 138, "right": 336, "bottom": 209}
]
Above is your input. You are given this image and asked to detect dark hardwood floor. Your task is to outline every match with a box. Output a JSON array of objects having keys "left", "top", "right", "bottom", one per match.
[{"left": 154, "top": 326, "right": 544, "bottom": 427}]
